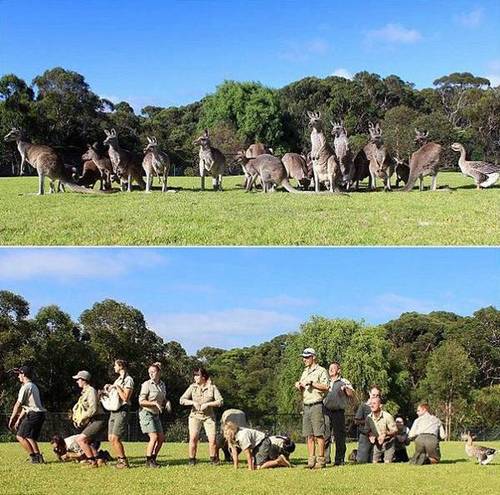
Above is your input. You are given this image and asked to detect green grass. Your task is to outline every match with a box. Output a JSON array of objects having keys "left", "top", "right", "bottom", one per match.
[
  {"left": 0, "top": 173, "right": 498, "bottom": 245},
  {"left": 0, "top": 441, "right": 498, "bottom": 495}
]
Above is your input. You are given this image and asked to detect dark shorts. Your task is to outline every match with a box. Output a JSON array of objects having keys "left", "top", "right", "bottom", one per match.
[
  {"left": 81, "top": 417, "right": 107, "bottom": 441},
  {"left": 253, "top": 437, "right": 272, "bottom": 466},
  {"left": 17, "top": 411, "right": 45, "bottom": 440},
  {"left": 302, "top": 403, "right": 326, "bottom": 438},
  {"left": 411, "top": 434, "right": 441, "bottom": 464}
]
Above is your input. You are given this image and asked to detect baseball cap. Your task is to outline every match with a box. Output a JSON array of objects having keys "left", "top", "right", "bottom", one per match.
[
  {"left": 301, "top": 348, "right": 316, "bottom": 357},
  {"left": 72, "top": 370, "right": 91, "bottom": 381}
]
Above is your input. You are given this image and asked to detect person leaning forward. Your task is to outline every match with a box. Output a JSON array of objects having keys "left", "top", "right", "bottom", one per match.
[
  {"left": 366, "top": 396, "right": 397, "bottom": 463},
  {"left": 408, "top": 403, "right": 446, "bottom": 465},
  {"left": 295, "top": 347, "right": 330, "bottom": 469}
]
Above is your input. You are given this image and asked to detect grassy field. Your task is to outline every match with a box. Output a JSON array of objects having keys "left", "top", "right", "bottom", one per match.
[
  {"left": 0, "top": 441, "right": 498, "bottom": 495},
  {"left": 0, "top": 173, "right": 498, "bottom": 246}
]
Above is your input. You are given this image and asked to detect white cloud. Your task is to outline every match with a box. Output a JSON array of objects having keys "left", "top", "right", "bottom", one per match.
[
  {"left": 359, "top": 293, "right": 434, "bottom": 320},
  {"left": 455, "top": 8, "right": 484, "bottom": 28},
  {"left": 332, "top": 68, "right": 353, "bottom": 80},
  {"left": 279, "top": 38, "right": 330, "bottom": 62},
  {"left": 365, "top": 24, "right": 422, "bottom": 44},
  {"left": 0, "top": 250, "right": 166, "bottom": 281},
  {"left": 149, "top": 308, "right": 299, "bottom": 353}
]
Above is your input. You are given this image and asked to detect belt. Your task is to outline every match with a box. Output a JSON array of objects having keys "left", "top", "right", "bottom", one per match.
[
  {"left": 304, "top": 401, "right": 323, "bottom": 407},
  {"left": 418, "top": 433, "right": 437, "bottom": 438}
]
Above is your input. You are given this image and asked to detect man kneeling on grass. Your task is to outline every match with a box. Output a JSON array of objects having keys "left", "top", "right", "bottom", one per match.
[{"left": 223, "top": 421, "right": 291, "bottom": 470}]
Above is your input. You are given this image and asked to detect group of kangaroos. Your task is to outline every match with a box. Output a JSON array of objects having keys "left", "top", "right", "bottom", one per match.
[{"left": 3, "top": 110, "right": 499, "bottom": 196}]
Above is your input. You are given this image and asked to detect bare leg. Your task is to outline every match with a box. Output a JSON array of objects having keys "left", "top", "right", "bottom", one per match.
[
  {"left": 208, "top": 434, "right": 217, "bottom": 458},
  {"left": 109, "top": 434, "right": 125, "bottom": 458},
  {"left": 189, "top": 432, "right": 199, "bottom": 459},
  {"left": 16, "top": 435, "right": 35, "bottom": 455},
  {"left": 153, "top": 432, "right": 165, "bottom": 457},
  {"left": 316, "top": 436, "right": 325, "bottom": 457},
  {"left": 146, "top": 432, "right": 160, "bottom": 457},
  {"left": 258, "top": 455, "right": 291, "bottom": 469},
  {"left": 76, "top": 435, "right": 97, "bottom": 463},
  {"left": 307, "top": 436, "right": 315, "bottom": 458}
]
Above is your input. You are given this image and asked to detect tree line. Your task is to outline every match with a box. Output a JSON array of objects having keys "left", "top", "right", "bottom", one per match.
[
  {"left": 0, "top": 290, "right": 498, "bottom": 438},
  {"left": 0, "top": 68, "right": 498, "bottom": 176}
]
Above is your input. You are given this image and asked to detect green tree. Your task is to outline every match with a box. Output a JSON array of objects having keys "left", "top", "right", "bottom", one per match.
[
  {"left": 418, "top": 341, "right": 477, "bottom": 438},
  {"left": 382, "top": 105, "right": 419, "bottom": 160}
]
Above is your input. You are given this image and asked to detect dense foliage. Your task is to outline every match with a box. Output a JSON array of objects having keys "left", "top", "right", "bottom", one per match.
[
  {"left": 0, "top": 290, "right": 498, "bottom": 437},
  {"left": 0, "top": 68, "right": 498, "bottom": 176}
]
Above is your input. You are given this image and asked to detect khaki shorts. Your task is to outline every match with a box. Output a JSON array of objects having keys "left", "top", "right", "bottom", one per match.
[
  {"left": 139, "top": 410, "right": 163, "bottom": 434},
  {"left": 189, "top": 415, "right": 216, "bottom": 438},
  {"left": 108, "top": 409, "right": 128, "bottom": 438},
  {"left": 302, "top": 403, "right": 326, "bottom": 438}
]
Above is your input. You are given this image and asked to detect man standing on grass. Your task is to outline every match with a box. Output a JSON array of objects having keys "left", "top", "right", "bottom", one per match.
[
  {"left": 8, "top": 366, "right": 46, "bottom": 464},
  {"left": 408, "top": 403, "right": 446, "bottom": 465},
  {"left": 323, "top": 361, "right": 354, "bottom": 466},
  {"left": 366, "top": 396, "right": 397, "bottom": 463},
  {"left": 295, "top": 348, "right": 330, "bottom": 469}
]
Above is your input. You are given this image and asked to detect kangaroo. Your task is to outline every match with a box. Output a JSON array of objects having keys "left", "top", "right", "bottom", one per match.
[
  {"left": 281, "top": 152, "right": 310, "bottom": 189},
  {"left": 193, "top": 129, "right": 225, "bottom": 191},
  {"left": 365, "top": 122, "right": 394, "bottom": 191},
  {"left": 394, "top": 156, "right": 410, "bottom": 188},
  {"left": 307, "top": 111, "right": 340, "bottom": 192},
  {"left": 81, "top": 143, "right": 113, "bottom": 190},
  {"left": 103, "top": 129, "right": 145, "bottom": 192},
  {"left": 330, "top": 121, "right": 355, "bottom": 190},
  {"left": 3, "top": 127, "right": 105, "bottom": 195},
  {"left": 142, "top": 136, "right": 171, "bottom": 192},
  {"left": 236, "top": 152, "right": 300, "bottom": 193},
  {"left": 243, "top": 143, "right": 273, "bottom": 188},
  {"left": 74, "top": 160, "right": 101, "bottom": 188},
  {"left": 404, "top": 130, "right": 443, "bottom": 192}
]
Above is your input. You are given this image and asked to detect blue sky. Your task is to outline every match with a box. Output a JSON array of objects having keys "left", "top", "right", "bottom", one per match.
[
  {"left": 1, "top": 0, "right": 499, "bottom": 111},
  {"left": 0, "top": 248, "right": 497, "bottom": 354}
]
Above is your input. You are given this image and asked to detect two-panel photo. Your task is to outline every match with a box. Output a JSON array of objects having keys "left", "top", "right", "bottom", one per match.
[{"left": 0, "top": 1, "right": 498, "bottom": 494}]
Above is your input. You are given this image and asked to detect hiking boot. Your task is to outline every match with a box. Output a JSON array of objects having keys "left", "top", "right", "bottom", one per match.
[
  {"left": 210, "top": 456, "right": 220, "bottom": 466},
  {"left": 277, "top": 454, "right": 291, "bottom": 468},
  {"left": 115, "top": 458, "right": 129, "bottom": 469},
  {"left": 306, "top": 456, "right": 316, "bottom": 469},
  {"left": 82, "top": 460, "right": 98, "bottom": 468},
  {"left": 314, "top": 456, "right": 326, "bottom": 469},
  {"left": 30, "top": 454, "right": 39, "bottom": 464},
  {"left": 145, "top": 459, "right": 160, "bottom": 468},
  {"left": 188, "top": 458, "right": 197, "bottom": 466},
  {"left": 99, "top": 450, "right": 113, "bottom": 462},
  {"left": 36, "top": 453, "right": 46, "bottom": 464},
  {"left": 97, "top": 458, "right": 107, "bottom": 467}
]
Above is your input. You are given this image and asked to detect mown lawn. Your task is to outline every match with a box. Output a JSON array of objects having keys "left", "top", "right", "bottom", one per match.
[
  {"left": 0, "top": 172, "right": 498, "bottom": 245},
  {"left": 0, "top": 441, "right": 498, "bottom": 495}
]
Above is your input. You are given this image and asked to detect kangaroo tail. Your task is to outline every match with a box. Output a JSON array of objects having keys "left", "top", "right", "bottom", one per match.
[
  {"left": 61, "top": 179, "right": 117, "bottom": 194},
  {"left": 403, "top": 169, "right": 419, "bottom": 192},
  {"left": 281, "top": 178, "right": 300, "bottom": 193}
]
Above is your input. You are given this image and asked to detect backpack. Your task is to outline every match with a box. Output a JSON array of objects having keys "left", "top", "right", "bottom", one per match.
[{"left": 100, "top": 387, "right": 123, "bottom": 412}]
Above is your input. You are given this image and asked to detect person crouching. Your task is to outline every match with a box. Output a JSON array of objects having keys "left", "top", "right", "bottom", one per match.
[{"left": 223, "top": 421, "right": 291, "bottom": 470}]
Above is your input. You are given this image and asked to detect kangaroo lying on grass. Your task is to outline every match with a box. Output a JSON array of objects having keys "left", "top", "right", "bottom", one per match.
[
  {"left": 103, "top": 129, "right": 145, "bottom": 192},
  {"left": 4, "top": 127, "right": 107, "bottom": 195}
]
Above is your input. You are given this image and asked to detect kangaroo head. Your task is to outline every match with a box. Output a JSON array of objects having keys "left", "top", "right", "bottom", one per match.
[
  {"left": 4, "top": 127, "right": 22, "bottom": 142},
  {"left": 103, "top": 128, "right": 118, "bottom": 147},
  {"left": 330, "top": 121, "right": 346, "bottom": 138},
  {"left": 415, "top": 128, "right": 429, "bottom": 146},
  {"left": 368, "top": 122, "right": 383, "bottom": 144},
  {"left": 194, "top": 129, "right": 211, "bottom": 148},
  {"left": 143, "top": 136, "right": 159, "bottom": 153},
  {"left": 307, "top": 110, "right": 323, "bottom": 130}
]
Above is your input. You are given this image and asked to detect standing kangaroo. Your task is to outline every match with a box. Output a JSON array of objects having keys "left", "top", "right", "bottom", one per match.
[
  {"left": 307, "top": 111, "right": 340, "bottom": 192},
  {"left": 142, "top": 136, "right": 171, "bottom": 193},
  {"left": 404, "top": 130, "right": 443, "bottom": 192},
  {"left": 103, "top": 129, "right": 145, "bottom": 192},
  {"left": 365, "top": 122, "right": 394, "bottom": 191},
  {"left": 3, "top": 127, "right": 101, "bottom": 195},
  {"left": 81, "top": 143, "right": 113, "bottom": 190},
  {"left": 193, "top": 129, "right": 225, "bottom": 191},
  {"left": 331, "top": 121, "right": 355, "bottom": 190}
]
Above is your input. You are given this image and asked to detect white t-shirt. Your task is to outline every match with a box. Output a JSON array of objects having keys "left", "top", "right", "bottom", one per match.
[
  {"left": 64, "top": 435, "right": 83, "bottom": 454},
  {"left": 17, "top": 381, "right": 46, "bottom": 412},
  {"left": 236, "top": 428, "right": 266, "bottom": 451}
]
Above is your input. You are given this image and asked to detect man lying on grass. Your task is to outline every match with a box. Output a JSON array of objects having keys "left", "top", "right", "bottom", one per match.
[{"left": 223, "top": 421, "right": 291, "bottom": 470}]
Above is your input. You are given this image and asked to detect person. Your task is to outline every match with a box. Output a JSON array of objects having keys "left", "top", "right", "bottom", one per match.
[
  {"left": 393, "top": 416, "right": 410, "bottom": 462},
  {"left": 72, "top": 370, "right": 107, "bottom": 468},
  {"left": 180, "top": 367, "right": 223, "bottom": 465},
  {"left": 323, "top": 361, "right": 354, "bottom": 466},
  {"left": 8, "top": 366, "right": 46, "bottom": 464},
  {"left": 408, "top": 403, "right": 446, "bottom": 465},
  {"left": 104, "top": 359, "right": 134, "bottom": 469},
  {"left": 354, "top": 385, "right": 381, "bottom": 463},
  {"left": 269, "top": 434, "right": 296, "bottom": 460},
  {"left": 217, "top": 408, "right": 247, "bottom": 462},
  {"left": 138, "top": 362, "right": 168, "bottom": 468},
  {"left": 223, "top": 421, "right": 291, "bottom": 470},
  {"left": 294, "top": 347, "right": 330, "bottom": 469},
  {"left": 366, "top": 396, "right": 397, "bottom": 463},
  {"left": 51, "top": 434, "right": 111, "bottom": 463}
]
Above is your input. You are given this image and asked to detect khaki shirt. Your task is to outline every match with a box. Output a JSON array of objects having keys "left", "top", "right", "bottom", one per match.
[
  {"left": 139, "top": 379, "right": 167, "bottom": 415},
  {"left": 408, "top": 412, "right": 446, "bottom": 440},
  {"left": 236, "top": 428, "right": 266, "bottom": 451},
  {"left": 366, "top": 410, "right": 397, "bottom": 437},
  {"left": 299, "top": 363, "right": 329, "bottom": 405},
  {"left": 17, "top": 381, "right": 46, "bottom": 412},
  {"left": 113, "top": 374, "right": 134, "bottom": 406},
  {"left": 323, "top": 377, "right": 353, "bottom": 411},
  {"left": 180, "top": 383, "right": 223, "bottom": 419},
  {"left": 75, "top": 385, "right": 104, "bottom": 422}
]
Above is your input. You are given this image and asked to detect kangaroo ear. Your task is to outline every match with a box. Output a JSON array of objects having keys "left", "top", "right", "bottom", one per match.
[
  {"left": 104, "top": 129, "right": 110, "bottom": 136},
  {"left": 306, "top": 110, "right": 313, "bottom": 119},
  {"left": 147, "top": 136, "right": 152, "bottom": 143},
  {"left": 111, "top": 128, "right": 117, "bottom": 136},
  {"left": 204, "top": 128, "right": 209, "bottom": 137}
]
